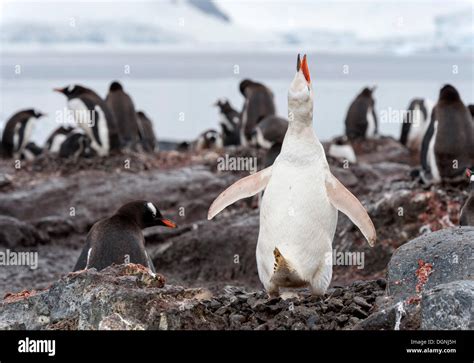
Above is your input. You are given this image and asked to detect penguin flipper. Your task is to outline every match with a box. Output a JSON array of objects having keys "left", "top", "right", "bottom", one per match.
[
  {"left": 325, "top": 173, "right": 376, "bottom": 247},
  {"left": 207, "top": 166, "right": 273, "bottom": 219}
]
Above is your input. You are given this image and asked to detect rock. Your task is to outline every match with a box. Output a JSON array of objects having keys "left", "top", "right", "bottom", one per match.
[
  {"left": 421, "top": 280, "right": 473, "bottom": 330},
  {"left": 353, "top": 296, "right": 372, "bottom": 310},
  {"left": 387, "top": 227, "right": 473, "bottom": 302},
  {"left": 0, "top": 216, "right": 47, "bottom": 247}
]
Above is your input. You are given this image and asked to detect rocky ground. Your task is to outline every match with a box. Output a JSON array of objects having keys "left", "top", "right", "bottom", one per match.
[{"left": 0, "top": 137, "right": 472, "bottom": 330}]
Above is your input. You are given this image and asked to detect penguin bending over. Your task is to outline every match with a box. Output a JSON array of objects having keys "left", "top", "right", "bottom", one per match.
[
  {"left": 136, "top": 111, "right": 158, "bottom": 152},
  {"left": 239, "top": 79, "right": 276, "bottom": 146},
  {"left": 22, "top": 142, "right": 43, "bottom": 161},
  {"left": 400, "top": 98, "right": 433, "bottom": 152},
  {"left": 74, "top": 200, "right": 177, "bottom": 272},
  {"left": 106, "top": 81, "right": 140, "bottom": 150},
  {"left": 59, "top": 130, "right": 96, "bottom": 160},
  {"left": 54, "top": 85, "right": 121, "bottom": 156},
  {"left": 45, "top": 126, "right": 75, "bottom": 153},
  {"left": 345, "top": 87, "right": 378, "bottom": 140},
  {"left": 420, "top": 85, "right": 474, "bottom": 184},
  {"left": 460, "top": 169, "right": 474, "bottom": 226},
  {"left": 215, "top": 99, "right": 241, "bottom": 146},
  {"left": 1, "top": 109, "right": 45, "bottom": 159},
  {"left": 208, "top": 55, "right": 376, "bottom": 297}
]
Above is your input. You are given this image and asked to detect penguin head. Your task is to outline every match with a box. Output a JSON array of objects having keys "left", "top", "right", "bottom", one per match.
[
  {"left": 28, "top": 109, "right": 46, "bottom": 119},
  {"left": 117, "top": 201, "right": 177, "bottom": 229},
  {"left": 288, "top": 54, "right": 313, "bottom": 123},
  {"left": 109, "top": 81, "right": 123, "bottom": 92},
  {"left": 439, "top": 84, "right": 461, "bottom": 103},
  {"left": 53, "top": 84, "right": 89, "bottom": 99},
  {"left": 239, "top": 79, "right": 254, "bottom": 97}
]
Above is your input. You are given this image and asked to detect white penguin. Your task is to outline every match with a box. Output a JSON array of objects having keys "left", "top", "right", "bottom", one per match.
[{"left": 208, "top": 54, "right": 376, "bottom": 297}]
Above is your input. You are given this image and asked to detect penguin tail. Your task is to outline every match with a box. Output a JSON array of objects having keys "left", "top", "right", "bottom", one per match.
[{"left": 271, "top": 247, "right": 306, "bottom": 288}]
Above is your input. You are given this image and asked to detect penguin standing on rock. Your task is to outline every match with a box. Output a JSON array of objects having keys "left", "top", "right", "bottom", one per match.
[
  {"left": 345, "top": 87, "right": 378, "bottom": 140},
  {"left": 54, "top": 85, "right": 121, "bottom": 156},
  {"left": 460, "top": 169, "right": 474, "bottom": 226},
  {"left": 239, "top": 79, "right": 276, "bottom": 146},
  {"left": 208, "top": 54, "right": 376, "bottom": 297},
  {"left": 136, "top": 111, "right": 158, "bottom": 152},
  {"left": 420, "top": 84, "right": 474, "bottom": 183},
  {"left": 1, "top": 109, "right": 45, "bottom": 159},
  {"left": 106, "top": 81, "right": 140, "bottom": 150},
  {"left": 215, "top": 99, "right": 241, "bottom": 146},
  {"left": 400, "top": 98, "right": 434, "bottom": 152},
  {"left": 73, "top": 200, "right": 177, "bottom": 272}
]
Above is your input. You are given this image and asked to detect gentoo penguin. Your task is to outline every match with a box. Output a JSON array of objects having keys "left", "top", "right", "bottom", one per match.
[
  {"left": 59, "top": 130, "right": 96, "bottom": 159},
  {"left": 105, "top": 81, "right": 140, "bottom": 150},
  {"left": 239, "top": 79, "right": 276, "bottom": 146},
  {"left": 195, "top": 129, "right": 223, "bottom": 151},
  {"left": 73, "top": 200, "right": 177, "bottom": 272},
  {"left": 400, "top": 98, "right": 434, "bottom": 151},
  {"left": 215, "top": 99, "right": 241, "bottom": 146},
  {"left": 420, "top": 85, "right": 474, "bottom": 183},
  {"left": 468, "top": 105, "right": 474, "bottom": 119},
  {"left": 460, "top": 169, "right": 474, "bottom": 226},
  {"left": 328, "top": 136, "right": 357, "bottom": 164},
  {"left": 136, "top": 111, "right": 158, "bottom": 152},
  {"left": 21, "top": 142, "right": 43, "bottom": 161},
  {"left": 208, "top": 55, "right": 376, "bottom": 297},
  {"left": 54, "top": 84, "right": 121, "bottom": 156},
  {"left": 345, "top": 87, "right": 378, "bottom": 140},
  {"left": 45, "top": 126, "right": 75, "bottom": 153},
  {"left": 1, "top": 109, "right": 45, "bottom": 159},
  {"left": 250, "top": 115, "right": 288, "bottom": 150}
]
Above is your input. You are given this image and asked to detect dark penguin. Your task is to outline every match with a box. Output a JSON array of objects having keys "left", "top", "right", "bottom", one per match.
[
  {"left": 22, "top": 142, "right": 43, "bottom": 160},
  {"left": 345, "top": 87, "right": 378, "bottom": 140},
  {"left": 1, "top": 109, "right": 45, "bottom": 159},
  {"left": 195, "top": 129, "right": 223, "bottom": 151},
  {"left": 420, "top": 84, "right": 474, "bottom": 183},
  {"left": 400, "top": 98, "right": 434, "bottom": 151},
  {"left": 105, "top": 81, "right": 140, "bottom": 150},
  {"left": 45, "top": 126, "right": 75, "bottom": 153},
  {"left": 73, "top": 200, "right": 177, "bottom": 272},
  {"left": 136, "top": 111, "right": 158, "bottom": 152},
  {"left": 468, "top": 105, "right": 474, "bottom": 119},
  {"left": 215, "top": 98, "right": 241, "bottom": 146},
  {"left": 460, "top": 169, "right": 474, "bottom": 226},
  {"left": 59, "top": 130, "right": 96, "bottom": 160},
  {"left": 54, "top": 84, "right": 121, "bottom": 156},
  {"left": 250, "top": 115, "right": 288, "bottom": 167},
  {"left": 239, "top": 79, "right": 276, "bottom": 146}
]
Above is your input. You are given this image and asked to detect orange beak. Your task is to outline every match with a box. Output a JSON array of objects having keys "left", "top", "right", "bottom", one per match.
[
  {"left": 53, "top": 87, "right": 64, "bottom": 93},
  {"left": 301, "top": 54, "right": 311, "bottom": 83},
  {"left": 160, "top": 218, "right": 177, "bottom": 228}
]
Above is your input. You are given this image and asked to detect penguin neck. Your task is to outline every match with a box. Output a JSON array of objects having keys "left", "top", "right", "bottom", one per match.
[
  {"left": 116, "top": 210, "right": 145, "bottom": 229},
  {"left": 286, "top": 106, "right": 316, "bottom": 142}
]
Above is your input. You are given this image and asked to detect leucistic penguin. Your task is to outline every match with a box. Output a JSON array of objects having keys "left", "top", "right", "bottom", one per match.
[
  {"left": 400, "top": 98, "right": 434, "bottom": 152},
  {"left": 1, "top": 109, "right": 45, "bottom": 159},
  {"left": 215, "top": 98, "right": 241, "bottom": 146},
  {"left": 420, "top": 85, "right": 474, "bottom": 184},
  {"left": 73, "top": 200, "right": 177, "bottom": 272},
  {"left": 208, "top": 55, "right": 376, "bottom": 297},
  {"left": 345, "top": 87, "right": 378, "bottom": 140},
  {"left": 239, "top": 79, "right": 276, "bottom": 146},
  {"left": 106, "top": 81, "right": 140, "bottom": 150},
  {"left": 136, "top": 111, "right": 158, "bottom": 152},
  {"left": 54, "top": 84, "right": 121, "bottom": 156},
  {"left": 460, "top": 169, "right": 474, "bottom": 226}
]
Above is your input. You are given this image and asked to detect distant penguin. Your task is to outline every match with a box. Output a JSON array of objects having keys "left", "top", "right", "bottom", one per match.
[
  {"left": 239, "top": 79, "right": 276, "bottom": 146},
  {"left": 328, "top": 136, "right": 357, "bottom": 164},
  {"left": 345, "top": 87, "right": 378, "bottom": 140},
  {"left": 400, "top": 98, "right": 434, "bottom": 151},
  {"left": 106, "top": 81, "right": 140, "bottom": 150},
  {"left": 22, "top": 142, "right": 43, "bottom": 161},
  {"left": 73, "top": 200, "right": 177, "bottom": 272},
  {"left": 195, "top": 129, "right": 223, "bottom": 151},
  {"left": 215, "top": 98, "right": 241, "bottom": 146},
  {"left": 468, "top": 105, "right": 474, "bottom": 119},
  {"left": 420, "top": 84, "right": 474, "bottom": 183},
  {"left": 54, "top": 84, "right": 121, "bottom": 156},
  {"left": 136, "top": 111, "right": 158, "bottom": 152},
  {"left": 460, "top": 169, "right": 474, "bottom": 226},
  {"left": 59, "top": 130, "right": 96, "bottom": 160},
  {"left": 1, "top": 109, "right": 45, "bottom": 159},
  {"left": 45, "top": 126, "right": 75, "bottom": 153},
  {"left": 250, "top": 115, "right": 288, "bottom": 149}
]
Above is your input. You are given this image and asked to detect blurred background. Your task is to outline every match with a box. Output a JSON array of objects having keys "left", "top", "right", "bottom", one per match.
[{"left": 1, "top": 0, "right": 473, "bottom": 143}]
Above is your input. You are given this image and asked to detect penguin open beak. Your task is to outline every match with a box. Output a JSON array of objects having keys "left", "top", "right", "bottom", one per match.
[
  {"left": 159, "top": 218, "right": 177, "bottom": 228},
  {"left": 300, "top": 54, "right": 311, "bottom": 84}
]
